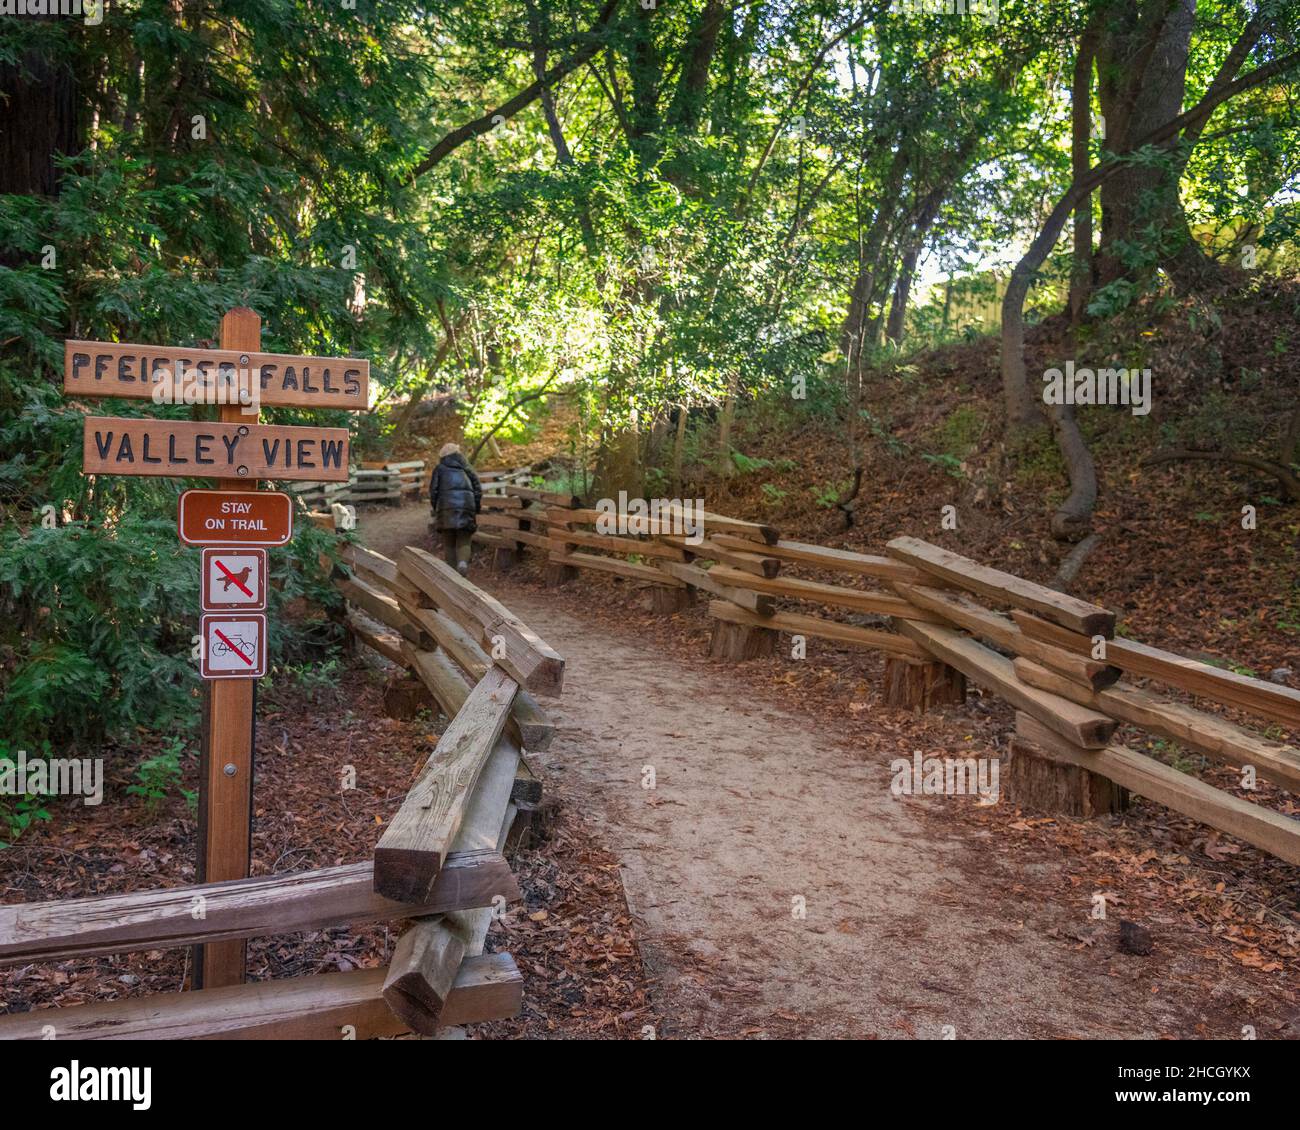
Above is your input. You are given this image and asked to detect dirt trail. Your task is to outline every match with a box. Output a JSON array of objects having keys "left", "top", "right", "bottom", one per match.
[{"left": 359, "top": 506, "right": 1266, "bottom": 1039}]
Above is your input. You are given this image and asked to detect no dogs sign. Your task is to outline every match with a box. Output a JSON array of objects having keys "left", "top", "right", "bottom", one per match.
[{"left": 202, "top": 549, "right": 267, "bottom": 612}]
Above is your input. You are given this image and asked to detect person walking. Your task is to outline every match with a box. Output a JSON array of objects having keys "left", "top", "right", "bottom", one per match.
[{"left": 428, "top": 442, "right": 482, "bottom": 575}]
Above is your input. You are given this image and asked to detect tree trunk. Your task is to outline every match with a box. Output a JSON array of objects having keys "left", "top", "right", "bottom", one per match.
[
  {"left": 839, "top": 148, "right": 908, "bottom": 372},
  {"left": 885, "top": 245, "right": 920, "bottom": 344},
  {"left": 1047, "top": 402, "right": 1098, "bottom": 540},
  {"left": 671, "top": 400, "right": 688, "bottom": 493},
  {"left": 716, "top": 390, "right": 736, "bottom": 475},
  {"left": 592, "top": 418, "right": 643, "bottom": 501},
  {"left": 1094, "top": 0, "right": 1202, "bottom": 290},
  {"left": 0, "top": 44, "right": 82, "bottom": 200},
  {"left": 1069, "top": 29, "right": 1097, "bottom": 324}
]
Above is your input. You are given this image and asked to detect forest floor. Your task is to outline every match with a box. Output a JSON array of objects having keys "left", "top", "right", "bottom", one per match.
[{"left": 360, "top": 502, "right": 1300, "bottom": 1040}]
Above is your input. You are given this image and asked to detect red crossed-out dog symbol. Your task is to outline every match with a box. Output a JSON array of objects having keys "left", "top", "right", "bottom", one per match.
[
  {"left": 219, "top": 564, "right": 252, "bottom": 593},
  {"left": 213, "top": 558, "right": 254, "bottom": 598}
]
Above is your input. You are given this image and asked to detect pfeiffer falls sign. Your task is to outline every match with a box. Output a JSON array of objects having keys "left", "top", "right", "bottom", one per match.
[{"left": 65, "top": 340, "right": 368, "bottom": 411}]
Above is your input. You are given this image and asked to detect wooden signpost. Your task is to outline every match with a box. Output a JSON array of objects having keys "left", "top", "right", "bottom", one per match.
[{"left": 67, "top": 308, "right": 371, "bottom": 989}]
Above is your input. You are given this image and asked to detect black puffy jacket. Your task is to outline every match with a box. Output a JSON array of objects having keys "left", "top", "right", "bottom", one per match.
[{"left": 429, "top": 452, "right": 482, "bottom": 531}]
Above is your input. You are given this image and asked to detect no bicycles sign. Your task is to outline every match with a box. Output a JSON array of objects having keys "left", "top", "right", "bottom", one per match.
[{"left": 200, "top": 613, "right": 267, "bottom": 679}]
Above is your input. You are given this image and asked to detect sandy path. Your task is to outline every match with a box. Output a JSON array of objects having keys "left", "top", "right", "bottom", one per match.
[{"left": 358, "top": 505, "right": 1258, "bottom": 1039}]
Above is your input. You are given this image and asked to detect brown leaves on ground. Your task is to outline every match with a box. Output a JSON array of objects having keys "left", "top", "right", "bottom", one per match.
[{"left": 477, "top": 807, "right": 658, "bottom": 1039}]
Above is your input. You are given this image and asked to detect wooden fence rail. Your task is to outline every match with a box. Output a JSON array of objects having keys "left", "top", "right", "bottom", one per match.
[
  {"left": 0, "top": 533, "right": 562, "bottom": 1041},
  {"left": 464, "top": 481, "right": 1299, "bottom": 868},
  {"left": 331, "top": 527, "right": 566, "bottom": 1034}
]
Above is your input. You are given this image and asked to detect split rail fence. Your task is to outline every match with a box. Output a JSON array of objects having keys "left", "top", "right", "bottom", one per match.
[
  {"left": 288, "top": 459, "right": 427, "bottom": 509},
  {"left": 0, "top": 546, "right": 563, "bottom": 1040},
  {"left": 470, "top": 477, "right": 1300, "bottom": 867}
]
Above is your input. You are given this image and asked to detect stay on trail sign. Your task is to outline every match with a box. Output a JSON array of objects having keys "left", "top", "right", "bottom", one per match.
[{"left": 179, "top": 489, "right": 293, "bottom": 546}]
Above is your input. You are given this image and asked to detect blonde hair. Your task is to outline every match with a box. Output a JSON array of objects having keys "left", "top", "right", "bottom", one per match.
[{"left": 438, "top": 442, "right": 461, "bottom": 459}]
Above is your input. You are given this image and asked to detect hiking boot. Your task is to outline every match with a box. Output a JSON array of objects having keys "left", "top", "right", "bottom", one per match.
[{"left": 457, "top": 561, "right": 470, "bottom": 577}]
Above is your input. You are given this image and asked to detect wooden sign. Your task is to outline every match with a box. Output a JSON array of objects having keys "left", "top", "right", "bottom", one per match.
[
  {"left": 65, "top": 340, "right": 369, "bottom": 411},
  {"left": 179, "top": 490, "right": 293, "bottom": 547},
  {"left": 83, "top": 417, "right": 349, "bottom": 481},
  {"left": 201, "top": 548, "right": 268, "bottom": 612}
]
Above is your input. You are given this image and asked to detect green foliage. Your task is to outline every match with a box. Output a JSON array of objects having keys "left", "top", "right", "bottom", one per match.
[
  {"left": 0, "top": 513, "right": 195, "bottom": 750},
  {"left": 0, "top": 739, "right": 53, "bottom": 847},
  {"left": 921, "top": 452, "right": 965, "bottom": 479},
  {"left": 729, "top": 450, "right": 773, "bottom": 475},
  {"left": 0, "top": 507, "right": 342, "bottom": 752},
  {"left": 926, "top": 406, "right": 988, "bottom": 460},
  {"left": 811, "top": 479, "right": 852, "bottom": 509},
  {"left": 126, "top": 735, "right": 194, "bottom": 811},
  {"left": 859, "top": 408, "right": 910, "bottom": 459},
  {"left": 277, "top": 658, "right": 345, "bottom": 705},
  {"left": 1009, "top": 427, "right": 1066, "bottom": 486}
]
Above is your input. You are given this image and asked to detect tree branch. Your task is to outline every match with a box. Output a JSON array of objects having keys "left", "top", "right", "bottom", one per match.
[
  {"left": 411, "top": 0, "right": 621, "bottom": 179},
  {"left": 468, "top": 376, "right": 562, "bottom": 462},
  {"left": 1142, "top": 448, "right": 1300, "bottom": 502}
]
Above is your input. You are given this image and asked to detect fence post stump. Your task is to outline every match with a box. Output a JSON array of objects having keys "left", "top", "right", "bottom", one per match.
[
  {"left": 882, "top": 657, "right": 966, "bottom": 712},
  {"left": 1007, "top": 737, "right": 1128, "bottom": 818},
  {"left": 544, "top": 560, "right": 578, "bottom": 586},
  {"left": 383, "top": 675, "right": 435, "bottom": 720},
  {"left": 708, "top": 619, "right": 776, "bottom": 661},
  {"left": 492, "top": 546, "right": 517, "bottom": 572},
  {"left": 650, "top": 585, "right": 694, "bottom": 615}
]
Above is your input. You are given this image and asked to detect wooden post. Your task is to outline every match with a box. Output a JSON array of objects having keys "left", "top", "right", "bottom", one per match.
[
  {"left": 882, "top": 658, "right": 967, "bottom": 713},
  {"left": 194, "top": 307, "right": 261, "bottom": 989},
  {"left": 382, "top": 674, "right": 435, "bottom": 720},
  {"left": 1007, "top": 736, "right": 1128, "bottom": 818},
  {"left": 708, "top": 618, "right": 776, "bottom": 661},
  {"left": 543, "top": 561, "right": 578, "bottom": 586},
  {"left": 650, "top": 585, "right": 694, "bottom": 615}
]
